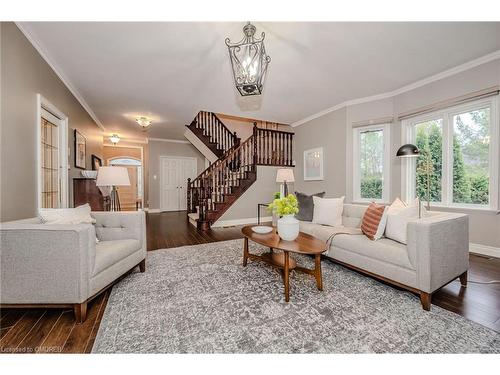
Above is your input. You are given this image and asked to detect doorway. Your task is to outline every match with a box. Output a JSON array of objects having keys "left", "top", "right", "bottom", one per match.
[
  {"left": 108, "top": 157, "right": 142, "bottom": 211},
  {"left": 159, "top": 156, "right": 197, "bottom": 211},
  {"left": 37, "top": 95, "right": 69, "bottom": 210}
]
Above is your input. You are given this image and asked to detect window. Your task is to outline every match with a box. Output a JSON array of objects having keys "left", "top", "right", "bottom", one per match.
[
  {"left": 403, "top": 97, "right": 499, "bottom": 210},
  {"left": 353, "top": 124, "right": 391, "bottom": 203}
]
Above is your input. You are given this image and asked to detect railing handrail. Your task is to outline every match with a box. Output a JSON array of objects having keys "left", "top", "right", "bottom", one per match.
[
  {"left": 197, "top": 111, "right": 238, "bottom": 142},
  {"left": 254, "top": 126, "right": 294, "bottom": 136},
  {"left": 189, "top": 141, "right": 241, "bottom": 186}
]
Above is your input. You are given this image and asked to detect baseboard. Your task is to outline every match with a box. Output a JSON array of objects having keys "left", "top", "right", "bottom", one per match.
[
  {"left": 147, "top": 208, "right": 161, "bottom": 213},
  {"left": 212, "top": 216, "right": 273, "bottom": 228},
  {"left": 469, "top": 242, "right": 500, "bottom": 259}
]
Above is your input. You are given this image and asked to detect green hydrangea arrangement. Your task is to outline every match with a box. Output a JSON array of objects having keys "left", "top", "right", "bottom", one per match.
[{"left": 268, "top": 193, "right": 299, "bottom": 216}]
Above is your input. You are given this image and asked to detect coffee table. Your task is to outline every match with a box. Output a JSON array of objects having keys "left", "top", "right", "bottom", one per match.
[{"left": 241, "top": 225, "right": 327, "bottom": 302}]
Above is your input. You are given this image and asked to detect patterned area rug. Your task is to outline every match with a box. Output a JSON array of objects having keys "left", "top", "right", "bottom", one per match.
[{"left": 92, "top": 239, "right": 500, "bottom": 353}]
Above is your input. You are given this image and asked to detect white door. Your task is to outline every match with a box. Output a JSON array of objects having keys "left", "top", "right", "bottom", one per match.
[{"left": 160, "top": 156, "right": 197, "bottom": 211}]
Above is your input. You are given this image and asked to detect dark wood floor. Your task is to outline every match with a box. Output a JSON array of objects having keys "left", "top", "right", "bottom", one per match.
[{"left": 1, "top": 210, "right": 499, "bottom": 353}]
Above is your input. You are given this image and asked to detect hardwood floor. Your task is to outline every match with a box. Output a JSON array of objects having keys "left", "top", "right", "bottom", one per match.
[{"left": 1, "top": 210, "right": 499, "bottom": 353}]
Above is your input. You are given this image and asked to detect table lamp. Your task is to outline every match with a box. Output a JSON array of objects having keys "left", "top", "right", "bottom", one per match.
[
  {"left": 96, "top": 166, "right": 130, "bottom": 211},
  {"left": 276, "top": 168, "right": 295, "bottom": 197}
]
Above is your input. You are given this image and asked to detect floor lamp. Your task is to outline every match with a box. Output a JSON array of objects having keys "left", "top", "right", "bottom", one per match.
[
  {"left": 96, "top": 166, "right": 131, "bottom": 211},
  {"left": 396, "top": 144, "right": 423, "bottom": 218}
]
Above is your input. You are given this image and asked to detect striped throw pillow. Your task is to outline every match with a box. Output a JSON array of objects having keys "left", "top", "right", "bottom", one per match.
[{"left": 361, "top": 203, "right": 388, "bottom": 241}]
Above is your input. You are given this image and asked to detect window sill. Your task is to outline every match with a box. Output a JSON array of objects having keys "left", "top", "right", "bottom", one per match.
[{"left": 426, "top": 203, "right": 499, "bottom": 214}]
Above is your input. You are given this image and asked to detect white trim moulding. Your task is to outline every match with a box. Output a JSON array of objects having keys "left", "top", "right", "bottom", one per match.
[
  {"left": 470, "top": 242, "right": 500, "bottom": 259},
  {"left": 15, "top": 22, "right": 106, "bottom": 131},
  {"left": 292, "top": 49, "right": 500, "bottom": 127}
]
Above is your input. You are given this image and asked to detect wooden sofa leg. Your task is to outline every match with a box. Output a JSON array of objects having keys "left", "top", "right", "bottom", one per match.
[
  {"left": 420, "top": 292, "right": 432, "bottom": 311},
  {"left": 139, "top": 259, "right": 146, "bottom": 273},
  {"left": 74, "top": 302, "right": 88, "bottom": 323},
  {"left": 459, "top": 271, "right": 468, "bottom": 287}
]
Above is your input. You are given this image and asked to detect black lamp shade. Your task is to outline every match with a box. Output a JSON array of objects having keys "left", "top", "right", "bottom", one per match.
[{"left": 396, "top": 144, "right": 420, "bottom": 158}]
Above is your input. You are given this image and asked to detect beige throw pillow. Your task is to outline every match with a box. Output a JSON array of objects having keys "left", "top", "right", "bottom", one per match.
[
  {"left": 312, "top": 196, "right": 345, "bottom": 227},
  {"left": 40, "top": 203, "right": 95, "bottom": 225},
  {"left": 385, "top": 198, "right": 426, "bottom": 244}
]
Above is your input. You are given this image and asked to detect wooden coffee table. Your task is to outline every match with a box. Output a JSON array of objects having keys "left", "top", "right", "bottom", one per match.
[{"left": 241, "top": 225, "right": 327, "bottom": 302}]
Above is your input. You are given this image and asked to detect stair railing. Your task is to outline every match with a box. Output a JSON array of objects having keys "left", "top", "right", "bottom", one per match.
[
  {"left": 253, "top": 124, "right": 294, "bottom": 166},
  {"left": 190, "top": 111, "right": 239, "bottom": 154},
  {"left": 187, "top": 120, "right": 295, "bottom": 227},
  {"left": 187, "top": 136, "right": 254, "bottom": 222}
]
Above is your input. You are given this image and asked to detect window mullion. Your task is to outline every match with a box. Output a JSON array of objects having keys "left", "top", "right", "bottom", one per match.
[{"left": 442, "top": 112, "right": 453, "bottom": 207}]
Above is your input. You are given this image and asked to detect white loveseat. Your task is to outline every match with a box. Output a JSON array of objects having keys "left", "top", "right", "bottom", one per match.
[
  {"left": 299, "top": 203, "right": 469, "bottom": 310},
  {"left": 0, "top": 211, "right": 146, "bottom": 322}
]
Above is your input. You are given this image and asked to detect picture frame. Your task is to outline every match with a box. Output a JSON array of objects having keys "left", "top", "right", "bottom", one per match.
[
  {"left": 303, "top": 147, "right": 324, "bottom": 181},
  {"left": 74, "top": 129, "right": 86, "bottom": 169},
  {"left": 91, "top": 154, "right": 103, "bottom": 170}
]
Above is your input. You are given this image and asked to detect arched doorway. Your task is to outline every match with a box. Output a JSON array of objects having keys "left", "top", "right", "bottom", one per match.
[{"left": 108, "top": 157, "right": 142, "bottom": 211}]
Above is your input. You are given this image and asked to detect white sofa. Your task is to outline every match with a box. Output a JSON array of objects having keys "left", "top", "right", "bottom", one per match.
[
  {"left": 299, "top": 203, "right": 469, "bottom": 310},
  {"left": 0, "top": 211, "right": 146, "bottom": 322}
]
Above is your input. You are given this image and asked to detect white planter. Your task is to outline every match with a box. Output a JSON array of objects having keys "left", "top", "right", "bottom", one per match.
[{"left": 277, "top": 214, "right": 299, "bottom": 241}]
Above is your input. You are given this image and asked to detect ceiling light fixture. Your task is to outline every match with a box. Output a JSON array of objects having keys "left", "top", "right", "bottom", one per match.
[
  {"left": 136, "top": 116, "right": 152, "bottom": 130},
  {"left": 225, "top": 22, "right": 271, "bottom": 96},
  {"left": 109, "top": 134, "right": 121, "bottom": 145}
]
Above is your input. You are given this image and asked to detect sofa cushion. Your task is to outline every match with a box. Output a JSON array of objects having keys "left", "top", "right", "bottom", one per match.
[
  {"left": 93, "top": 239, "right": 141, "bottom": 276},
  {"left": 295, "top": 191, "right": 325, "bottom": 221},
  {"left": 341, "top": 204, "right": 367, "bottom": 228},
  {"left": 299, "top": 221, "right": 362, "bottom": 243},
  {"left": 331, "top": 234, "right": 414, "bottom": 270}
]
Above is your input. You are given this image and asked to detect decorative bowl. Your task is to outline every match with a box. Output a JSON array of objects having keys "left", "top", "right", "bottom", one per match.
[
  {"left": 81, "top": 170, "right": 98, "bottom": 179},
  {"left": 251, "top": 226, "right": 273, "bottom": 234}
]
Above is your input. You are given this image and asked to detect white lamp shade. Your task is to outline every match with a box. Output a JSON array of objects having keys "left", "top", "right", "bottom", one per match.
[
  {"left": 96, "top": 166, "right": 130, "bottom": 187},
  {"left": 276, "top": 168, "right": 295, "bottom": 183}
]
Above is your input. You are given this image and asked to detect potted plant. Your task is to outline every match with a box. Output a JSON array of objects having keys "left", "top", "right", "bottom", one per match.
[{"left": 268, "top": 193, "right": 300, "bottom": 241}]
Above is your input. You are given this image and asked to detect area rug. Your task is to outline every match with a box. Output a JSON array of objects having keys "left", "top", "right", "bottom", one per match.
[{"left": 92, "top": 239, "right": 500, "bottom": 353}]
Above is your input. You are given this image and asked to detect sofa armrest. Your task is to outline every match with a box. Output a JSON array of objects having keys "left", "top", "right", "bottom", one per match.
[
  {"left": 0, "top": 223, "right": 95, "bottom": 304},
  {"left": 92, "top": 211, "right": 146, "bottom": 249},
  {"left": 407, "top": 213, "right": 469, "bottom": 293}
]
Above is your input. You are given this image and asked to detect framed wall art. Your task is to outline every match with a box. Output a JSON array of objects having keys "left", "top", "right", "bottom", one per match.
[
  {"left": 303, "top": 147, "right": 324, "bottom": 181},
  {"left": 74, "top": 129, "right": 86, "bottom": 169}
]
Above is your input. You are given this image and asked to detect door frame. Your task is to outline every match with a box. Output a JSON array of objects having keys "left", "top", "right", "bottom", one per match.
[
  {"left": 107, "top": 156, "right": 144, "bottom": 203},
  {"left": 159, "top": 155, "right": 198, "bottom": 212},
  {"left": 36, "top": 94, "right": 69, "bottom": 211}
]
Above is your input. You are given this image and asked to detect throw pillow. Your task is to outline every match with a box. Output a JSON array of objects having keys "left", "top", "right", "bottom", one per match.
[
  {"left": 312, "top": 196, "right": 345, "bottom": 227},
  {"left": 295, "top": 191, "right": 325, "bottom": 221},
  {"left": 361, "top": 202, "right": 388, "bottom": 240},
  {"left": 385, "top": 198, "right": 427, "bottom": 244},
  {"left": 40, "top": 203, "right": 95, "bottom": 225}
]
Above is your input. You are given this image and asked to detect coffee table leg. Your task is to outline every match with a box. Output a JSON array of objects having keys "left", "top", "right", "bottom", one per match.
[
  {"left": 284, "top": 251, "right": 290, "bottom": 302},
  {"left": 243, "top": 237, "right": 249, "bottom": 267},
  {"left": 315, "top": 254, "right": 323, "bottom": 291}
]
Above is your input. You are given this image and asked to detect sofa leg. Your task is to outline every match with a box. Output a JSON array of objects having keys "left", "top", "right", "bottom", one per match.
[
  {"left": 459, "top": 271, "right": 468, "bottom": 287},
  {"left": 74, "top": 302, "right": 88, "bottom": 323},
  {"left": 139, "top": 259, "right": 146, "bottom": 273},
  {"left": 420, "top": 292, "right": 432, "bottom": 311}
]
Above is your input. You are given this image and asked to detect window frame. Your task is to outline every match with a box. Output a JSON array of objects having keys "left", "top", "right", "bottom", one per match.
[
  {"left": 352, "top": 123, "right": 391, "bottom": 204},
  {"left": 401, "top": 96, "right": 499, "bottom": 211}
]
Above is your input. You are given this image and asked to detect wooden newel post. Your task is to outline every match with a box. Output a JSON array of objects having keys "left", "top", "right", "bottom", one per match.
[
  {"left": 233, "top": 131, "right": 239, "bottom": 147},
  {"left": 187, "top": 178, "right": 191, "bottom": 213},
  {"left": 253, "top": 122, "right": 258, "bottom": 168}
]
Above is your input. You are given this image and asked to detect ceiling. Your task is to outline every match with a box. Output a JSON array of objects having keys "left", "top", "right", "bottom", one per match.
[{"left": 19, "top": 22, "right": 500, "bottom": 141}]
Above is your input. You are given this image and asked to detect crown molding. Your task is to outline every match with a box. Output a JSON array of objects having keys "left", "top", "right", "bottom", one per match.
[
  {"left": 15, "top": 22, "right": 106, "bottom": 131},
  {"left": 148, "top": 137, "right": 190, "bottom": 144},
  {"left": 292, "top": 49, "right": 500, "bottom": 127}
]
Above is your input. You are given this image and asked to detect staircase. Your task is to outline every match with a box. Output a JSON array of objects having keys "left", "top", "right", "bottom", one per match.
[{"left": 186, "top": 111, "right": 294, "bottom": 230}]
